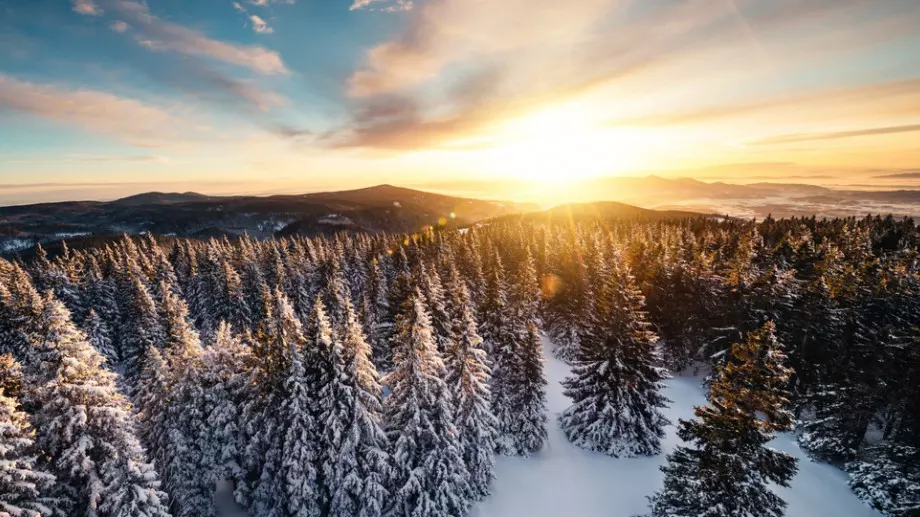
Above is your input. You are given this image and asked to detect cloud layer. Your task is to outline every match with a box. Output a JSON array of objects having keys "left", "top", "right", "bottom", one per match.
[
  {"left": 0, "top": 74, "right": 197, "bottom": 147},
  {"left": 338, "top": 0, "right": 920, "bottom": 151}
]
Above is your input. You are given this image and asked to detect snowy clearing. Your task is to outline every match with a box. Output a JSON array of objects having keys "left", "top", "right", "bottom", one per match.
[{"left": 469, "top": 335, "right": 881, "bottom": 517}]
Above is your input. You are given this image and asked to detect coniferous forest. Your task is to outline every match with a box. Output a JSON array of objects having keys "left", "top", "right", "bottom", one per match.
[{"left": 2, "top": 214, "right": 920, "bottom": 517}]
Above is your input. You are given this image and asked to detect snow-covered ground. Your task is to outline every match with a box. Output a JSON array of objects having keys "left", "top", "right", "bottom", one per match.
[{"left": 470, "top": 335, "right": 881, "bottom": 517}]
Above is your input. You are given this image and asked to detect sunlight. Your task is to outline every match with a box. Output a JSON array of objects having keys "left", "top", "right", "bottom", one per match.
[{"left": 479, "top": 102, "right": 658, "bottom": 184}]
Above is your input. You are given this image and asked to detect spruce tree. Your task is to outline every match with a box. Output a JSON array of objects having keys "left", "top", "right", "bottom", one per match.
[
  {"left": 847, "top": 442, "right": 920, "bottom": 516},
  {"left": 81, "top": 308, "right": 116, "bottom": 363},
  {"left": 0, "top": 354, "right": 63, "bottom": 517},
  {"left": 383, "top": 289, "right": 470, "bottom": 517},
  {"left": 198, "top": 323, "right": 252, "bottom": 499},
  {"left": 444, "top": 282, "right": 498, "bottom": 499},
  {"left": 120, "top": 278, "right": 165, "bottom": 385},
  {"left": 327, "top": 297, "right": 390, "bottom": 517},
  {"left": 647, "top": 322, "right": 798, "bottom": 517},
  {"left": 304, "top": 294, "right": 350, "bottom": 515},
  {"left": 508, "top": 323, "right": 549, "bottom": 456},
  {"left": 29, "top": 296, "right": 171, "bottom": 517},
  {"left": 252, "top": 290, "right": 320, "bottom": 517},
  {"left": 559, "top": 249, "right": 669, "bottom": 457}
]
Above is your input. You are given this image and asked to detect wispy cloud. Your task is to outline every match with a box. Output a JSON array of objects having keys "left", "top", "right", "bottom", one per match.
[
  {"left": 349, "top": 0, "right": 413, "bottom": 12},
  {"left": 72, "top": 0, "right": 103, "bottom": 16},
  {"left": 752, "top": 124, "right": 920, "bottom": 146},
  {"left": 612, "top": 78, "right": 920, "bottom": 128},
  {"left": 109, "top": 20, "right": 129, "bottom": 33},
  {"left": 79, "top": 0, "right": 288, "bottom": 75},
  {"left": 339, "top": 0, "right": 920, "bottom": 150},
  {"left": 0, "top": 74, "right": 199, "bottom": 147},
  {"left": 249, "top": 15, "right": 274, "bottom": 34},
  {"left": 67, "top": 0, "right": 291, "bottom": 127},
  {"left": 3, "top": 154, "right": 169, "bottom": 164},
  {"left": 248, "top": 0, "right": 296, "bottom": 5},
  {"left": 873, "top": 171, "right": 920, "bottom": 180}
]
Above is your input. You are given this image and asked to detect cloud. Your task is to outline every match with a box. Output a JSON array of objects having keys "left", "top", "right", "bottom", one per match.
[
  {"left": 611, "top": 78, "right": 920, "bottom": 128},
  {"left": 232, "top": 2, "right": 246, "bottom": 12},
  {"left": 148, "top": 62, "right": 286, "bottom": 112},
  {"left": 0, "top": 74, "right": 198, "bottom": 147},
  {"left": 79, "top": 0, "right": 288, "bottom": 75},
  {"left": 873, "top": 171, "right": 920, "bottom": 180},
  {"left": 349, "top": 0, "right": 413, "bottom": 12},
  {"left": 248, "top": 0, "right": 296, "bottom": 5},
  {"left": 109, "top": 20, "right": 129, "bottom": 33},
  {"left": 71, "top": 0, "right": 293, "bottom": 134},
  {"left": 338, "top": 0, "right": 920, "bottom": 150},
  {"left": 752, "top": 124, "right": 920, "bottom": 146},
  {"left": 248, "top": 14, "right": 273, "bottom": 34},
  {"left": 72, "top": 0, "right": 102, "bottom": 16},
  {"left": 3, "top": 154, "right": 169, "bottom": 164}
]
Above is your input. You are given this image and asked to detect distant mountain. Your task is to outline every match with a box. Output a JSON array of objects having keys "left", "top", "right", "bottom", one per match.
[
  {"left": 111, "top": 191, "right": 216, "bottom": 206},
  {"left": 570, "top": 176, "right": 920, "bottom": 219},
  {"left": 488, "top": 201, "right": 709, "bottom": 225},
  {"left": 0, "top": 185, "right": 536, "bottom": 256}
]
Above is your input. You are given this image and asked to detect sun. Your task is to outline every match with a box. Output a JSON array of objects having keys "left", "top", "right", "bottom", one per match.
[{"left": 477, "top": 102, "right": 652, "bottom": 185}]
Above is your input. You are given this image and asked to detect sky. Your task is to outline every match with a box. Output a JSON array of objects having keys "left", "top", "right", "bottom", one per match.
[{"left": 1, "top": 0, "right": 919, "bottom": 204}]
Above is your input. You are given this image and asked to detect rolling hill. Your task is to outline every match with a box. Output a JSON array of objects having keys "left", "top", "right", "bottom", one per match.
[{"left": 0, "top": 185, "right": 535, "bottom": 255}]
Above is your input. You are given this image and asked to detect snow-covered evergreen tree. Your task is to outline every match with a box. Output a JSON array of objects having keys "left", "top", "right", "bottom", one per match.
[
  {"left": 421, "top": 264, "right": 453, "bottom": 353},
  {"left": 120, "top": 278, "right": 165, "bottom": 385},
  {"left": 81, "top": 308, "right": 116, "bottom": 362},
  {"left": 0, "top": 263, "right": 45, "bottom": 363},
  {"left": 383, "top": 289, "right": 470, "bottom": 517},
  {"left": 252, "top": 290, "right": 320, "bottom": 517},
  {"left": 847, "top": 442, "right": 920, "bottom": 516},
  {"left": 559, "top": 248, "right": 669, "bottom": 457},
  {"left": 444, "top": 282, "right": 497, "bottom": 500},
  {"left": 647, "top": 322, "right": 798, "bottom": 517},
  {"left": 506, "top": 322, "right": 548, "bottom": 456},
  {"left": 29, "top": 295, "right": 171, "bottom": 517},
  {"left": 0, "top": 354, "right": 63, "bottom": 517},
  {"left": 198, "top": 323, "right": 252, "bottom": 498},
  {"left": 327, "top": 297, "right": 390, "bottom": 517}
]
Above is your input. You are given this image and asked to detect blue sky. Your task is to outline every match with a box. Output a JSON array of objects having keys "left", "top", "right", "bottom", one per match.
[{"left": 1, "top": 0, "right": 920, "bottom": 204}]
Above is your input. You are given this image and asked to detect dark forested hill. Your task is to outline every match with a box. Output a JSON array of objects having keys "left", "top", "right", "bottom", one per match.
[{"left": 0, "top": 184, "right": 536, "bottom": 255}]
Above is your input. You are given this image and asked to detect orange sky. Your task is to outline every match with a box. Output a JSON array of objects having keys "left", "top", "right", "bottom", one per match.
[{"left": 2, "top": 0, "right": 920, "bottom": 204}]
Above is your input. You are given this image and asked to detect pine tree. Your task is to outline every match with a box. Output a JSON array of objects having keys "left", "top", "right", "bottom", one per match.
[
  {"left": 0, "top": 354, "right": 63, "bottom": 517},
  {"left": 420, "top": 265, "right": 453, "bottom": 353},
  {"left": 507, "top": 323, "right": 549, "bottom": 456},
  {"left": 383, "top": 289, "right": 470, "bottom": 517},
  {"left": 198, "top": 323, "right": 252, "bottom": 499},
  {"left": 444, "top": 283, "right": 497, "bottom": 500},
  {"left": 304, "top": 294, "right": 351, "bottom": 515},
  {"left": 327, "top": 298, "right": 390, "bottom": 517},
  {"left": 362, "top": 258, "right": 390, "bottom": 373},
  {"left": 490, "top": 252, "right": 547, "bottom": 456},
  {"left": 847, "top": 442, "right": 920, "bottom": 516},
  {"left": 559, "top": 249, "right": 669, "bottom": 457},
  {"left": 0, "top": 263, "right": 45, "bottom": 363},
  {"left": 544, "top": 229, "right": 589, "bottom": 363},
  {"left": 647, "top": 322, "right": 798, "bottom": 517},
  {"left": 29, "top": 296, "right": 171, "bottom": 517},
  {"left": 252, "top": 290, "right": 320, "bottom": 517},
  {"left": 81, "top": 308, "right": 116, "bottom": 362},
  {"left": 477, "top": 252, "right": 509, "bottom": 356},
  {"left": 120, "top": 278, "right": 165, "bottom": 385}
]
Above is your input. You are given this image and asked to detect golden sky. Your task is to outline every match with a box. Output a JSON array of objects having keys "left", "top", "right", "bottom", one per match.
[{"left": 1, "top": 0, "right": 919, "bottom": 204}]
